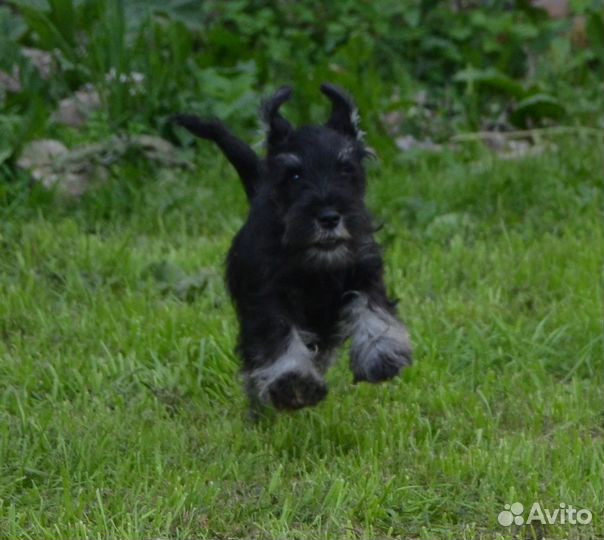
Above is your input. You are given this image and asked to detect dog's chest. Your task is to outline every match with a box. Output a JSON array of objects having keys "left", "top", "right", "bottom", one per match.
[{"left": 281, "top": 273, "right": 349, "bottom": 345}]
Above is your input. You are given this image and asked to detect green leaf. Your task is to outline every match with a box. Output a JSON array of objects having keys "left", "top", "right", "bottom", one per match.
[
  {"left": 511, "top": 94, "right": 565, "bottom": 127},
  {"left": 453, "top": 68, "right": 526, "bottom": 98},
  {"left": 17, "top": 4, "right": 77, "bottom": 62},
  {"left": 586, "top": 11, "right": 604, "bottom": 64},
  {"left": 0, "top": 6, "right": 27, "bottom": 42}
]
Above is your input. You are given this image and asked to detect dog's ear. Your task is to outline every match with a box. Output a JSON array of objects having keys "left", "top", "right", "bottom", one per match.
[
  {"left": 171, "top": 115, "right": 260, "bottom": 201},
  {"left": 261, "top": 86, "right": 293, "bottom": 148},
  {"left": 320, "top": 83, "right": 363, "bottom": 141}
]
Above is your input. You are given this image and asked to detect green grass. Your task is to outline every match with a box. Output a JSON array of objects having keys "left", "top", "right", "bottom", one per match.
[{"left": 0, "top": 139, "right": 602, "bottom": 539}]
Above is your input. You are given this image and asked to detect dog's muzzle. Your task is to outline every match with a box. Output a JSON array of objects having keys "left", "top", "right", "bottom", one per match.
[
  {"left": 300, "top": 217, "right": 354, "bottom": 268},
  {"left": 311, "top": 218, "right": 351, "bottom": 250}
]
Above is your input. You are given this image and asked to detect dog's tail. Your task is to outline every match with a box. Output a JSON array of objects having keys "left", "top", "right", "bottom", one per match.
[{"left": 171, "top": 115, "right": 260, "bottom": 201}]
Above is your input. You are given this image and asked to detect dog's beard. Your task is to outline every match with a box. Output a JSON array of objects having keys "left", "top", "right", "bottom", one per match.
[
  {"left": 304, "top": 221, "right": 353, "bottom": 268},
  {"left": 283, "top": 217, "right": 355, "bottom": 269},
  {"left": 304, "top": 242, "right": 352, "bottom": 268}
]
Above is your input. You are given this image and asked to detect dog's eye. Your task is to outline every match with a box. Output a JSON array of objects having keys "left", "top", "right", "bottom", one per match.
[{"left": 290, "top": 171, "right": 301, "bottom": 182}]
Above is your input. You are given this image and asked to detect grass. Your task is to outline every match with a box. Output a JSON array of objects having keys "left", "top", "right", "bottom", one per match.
[{"left": 0, "top": 138, "right": 602, "bottom": 539}]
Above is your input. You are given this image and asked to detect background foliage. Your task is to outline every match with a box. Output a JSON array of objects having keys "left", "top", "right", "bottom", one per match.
[{"left": 0, "top": 0, "right": 602, "bottom": 170}]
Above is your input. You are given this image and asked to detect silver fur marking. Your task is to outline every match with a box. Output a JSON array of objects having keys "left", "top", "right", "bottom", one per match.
[
  {"left": 305, "top": 243, "right": 351, "bottom": 268},
  {"left": 248, "top": 329, "right": 321, "bottom": 403},
  {"left": 349, "top": 108, "right": 366, "bottom": 141},
  {"left": 275, "top": 152, "right": 302, "bottom": 168},
  {"left": 340, "top": 293, "right": 411, "bottom": 378},
  {"left": 313, "top": 221, "right": 351, "bottom": 243},
  {"left": 337, "top": 145, "right": 355, "bottom": 162},
  {"left": 303, "top": 220, "right": 353, "bottom": 268}
]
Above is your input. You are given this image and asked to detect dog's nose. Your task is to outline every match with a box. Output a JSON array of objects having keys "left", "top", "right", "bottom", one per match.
[{"left": 317, "top": 209, "right": 341, "bottom": 229}]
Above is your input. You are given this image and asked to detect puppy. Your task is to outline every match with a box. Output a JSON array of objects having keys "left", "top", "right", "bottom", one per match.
[{"left": 173, "top": 84, "right": 412, "bottom": 413}]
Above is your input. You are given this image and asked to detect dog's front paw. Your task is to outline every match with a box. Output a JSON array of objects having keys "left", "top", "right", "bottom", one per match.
[
  {"left": 267, "top": 371, "right": 328, "bottom": 410},
  {"left": 352, "top": 338, "right": 412, "bottom": 383}
]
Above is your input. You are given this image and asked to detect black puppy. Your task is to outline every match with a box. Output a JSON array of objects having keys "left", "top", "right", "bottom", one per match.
[{"left": 173, "top": 84, "right": 412, "bottom": 412}]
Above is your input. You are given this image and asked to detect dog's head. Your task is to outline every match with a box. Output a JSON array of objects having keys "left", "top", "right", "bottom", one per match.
[
  {"left": 173, "top": 84, "right": 378, "bottom": 270},
  {"left": 261, "top": 84, "right": 375, "bottom": 269}
]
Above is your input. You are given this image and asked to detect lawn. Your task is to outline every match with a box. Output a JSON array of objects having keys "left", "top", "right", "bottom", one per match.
[{"left": 0, "top": 138, "right": 602, "bottom": 539}]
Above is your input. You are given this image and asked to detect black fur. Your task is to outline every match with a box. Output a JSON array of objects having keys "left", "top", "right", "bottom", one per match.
[{"left": 173, "top": 84, "right": 412, "bottom": 413}]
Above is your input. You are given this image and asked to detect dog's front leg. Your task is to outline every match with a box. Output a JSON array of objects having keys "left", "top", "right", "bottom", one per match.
[
  {"left": 341, "top": 292, "right": 412, "bottom": 383},
  {"left": 243, "top": 327, "right": 328, "bottom": 411}
]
